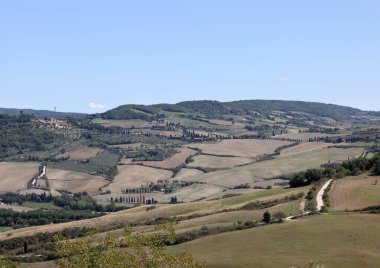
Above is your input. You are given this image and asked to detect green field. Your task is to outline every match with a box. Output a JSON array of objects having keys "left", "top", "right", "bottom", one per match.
[{"left": 171, "top": 214, "right": 380, "bottom": 267}]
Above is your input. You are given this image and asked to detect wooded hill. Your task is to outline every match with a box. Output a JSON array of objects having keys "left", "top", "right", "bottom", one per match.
[{"left": 101, "top": 100, "right": 367, "bottom": 121}]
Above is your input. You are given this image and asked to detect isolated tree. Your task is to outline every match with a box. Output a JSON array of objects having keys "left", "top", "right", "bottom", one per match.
[{"left": 263, "top": 211, "right": 271, "bottom": 224}]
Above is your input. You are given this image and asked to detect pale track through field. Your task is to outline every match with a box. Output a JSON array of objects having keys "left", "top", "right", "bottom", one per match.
[{"left": 286, "top": 179, "right": 332, "bottom": 221}]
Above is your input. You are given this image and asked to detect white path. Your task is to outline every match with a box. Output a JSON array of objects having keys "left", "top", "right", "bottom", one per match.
[
  {"left": 316, "top": 179, "right": 332, "bottom": 211},
  {"left": 32, "top": 166, "right": 46, "bottom": 186},
  {"left": 286, "top": 180, "right": 332, "bottom": 221}
]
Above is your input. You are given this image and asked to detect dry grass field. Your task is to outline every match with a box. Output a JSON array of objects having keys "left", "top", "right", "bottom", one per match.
[
  {"left": 172, "top": 168, "right": 205, "bottom": 180},
  {"left": 190, "top": 139, "right": 292, "bottom": 158},
  {"left": 178, "top": 168, "right": 283, "bottom": 188},
  {"left": 56, "top": 147, "right": 103, "bottom": 160},
  {"left": 244, "top": 146, "right": 365, "bottom": 178},
  {"left": 0, "top": 162, "right": 38, "bottom": 193},
  {"left": 279, "top": 142, "right": 333, "bottom": 157},
  {"left": 176, "top": 200, "right": 301, "bottom": 231},
  {"left": 140, "top": 148, "right": 197, "bottom": 169},
  {"left": 329, "top": 174, "right": 380, "bottom": 211},
  {"left": 47, "top": 169, "right": 109, "bottom": 195},
  {"left": 178, "top": 147, "right": 365, "bottom": 188},
  {"left": 171, "top": 214, "right": 380, "bottom": 268},
  {"left": 157, "top": 184, "right": 226, "bottom": 203},
  {"left": 188, "top": 155, "right": 253, "bottom": 169},
  {"left": 104, "top": 165, "right": 173, "bottom": 193},
  {"left": 0, "top": 186, "right": 308, "bottom": 241},
  {"left": 274, "top": 132, "right": 340, "bottom": 142}
]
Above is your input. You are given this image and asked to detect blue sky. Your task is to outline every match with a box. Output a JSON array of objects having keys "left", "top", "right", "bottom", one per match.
[{"left": 0, "top": 1, "right": 379, "bottom": 113}]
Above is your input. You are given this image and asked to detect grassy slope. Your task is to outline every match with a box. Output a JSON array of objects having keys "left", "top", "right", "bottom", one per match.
[
  {"left": 0, "top": 187, "right": 308, "bottom": 241},
  {"left": 243, "top": 146, "right": 365, "bottom": 178},
  {"left": 330, "top": 174, "right": 380, "bottom": 211},
  {"left": 171, "top": 214, "right": 380, "bottom": 268}
]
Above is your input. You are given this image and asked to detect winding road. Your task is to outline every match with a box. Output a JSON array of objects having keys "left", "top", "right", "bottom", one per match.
[
  {"left": 286, "top": 179, "right": 333, "bottom": 221},
  {"left": 316, "top": 179, "right": 332, "bottom": 211}
]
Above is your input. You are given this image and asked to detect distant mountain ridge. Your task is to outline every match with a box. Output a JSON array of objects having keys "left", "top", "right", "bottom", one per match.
[
  {"left": 101, "top": 99, "right": 370, "bottom": 121},
  {"left": 0, "top": 108, "right": 87, "bottom": 119}
]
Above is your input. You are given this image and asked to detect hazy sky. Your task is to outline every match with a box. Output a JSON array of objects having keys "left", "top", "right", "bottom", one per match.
[{"left": 0, "top": 1, "right": 379, "bottom": 113}]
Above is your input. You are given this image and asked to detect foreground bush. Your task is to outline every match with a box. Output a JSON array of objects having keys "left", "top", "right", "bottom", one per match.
[{"left": 55, "top": 222, "right": 203, "bottom": 268}]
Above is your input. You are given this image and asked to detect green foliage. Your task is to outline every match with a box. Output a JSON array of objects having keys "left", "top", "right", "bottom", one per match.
[
  {"left": 0, "top": 257, "right": 18, "bottom": 268},
  {"left": 101, "top": 100, "right": 366, "bottom": 124},
  {"left": 102, "top": 104, "right": 162, "bottom": 120},
  {"left": 0, "top": 192, "right": 126, "bottom": 213},
  {"left": 226, "top": 100, "right": 361, "bottom": 121},
  {"left": 0, "top": 208, "right": 100, "bottom": 228},
  {"left": 0, "top": 115, "right": 63, "bottom": 159},
  {"left": 55, "top": 222, "right": 204, "bottom": 268},
  {"left": 126, "top": 148, "right": 177, "bottom": 161}
]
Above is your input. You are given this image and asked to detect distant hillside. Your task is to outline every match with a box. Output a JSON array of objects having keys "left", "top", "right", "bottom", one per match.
[
  {"left": 0, "top": 108, "right": 87, "bottom": 119},
  {"left": 102, "top": 100, "right": 367, "bottom": 121},
  {"left": 226, "top": 100, "right": 362, "bottom": 120}
]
